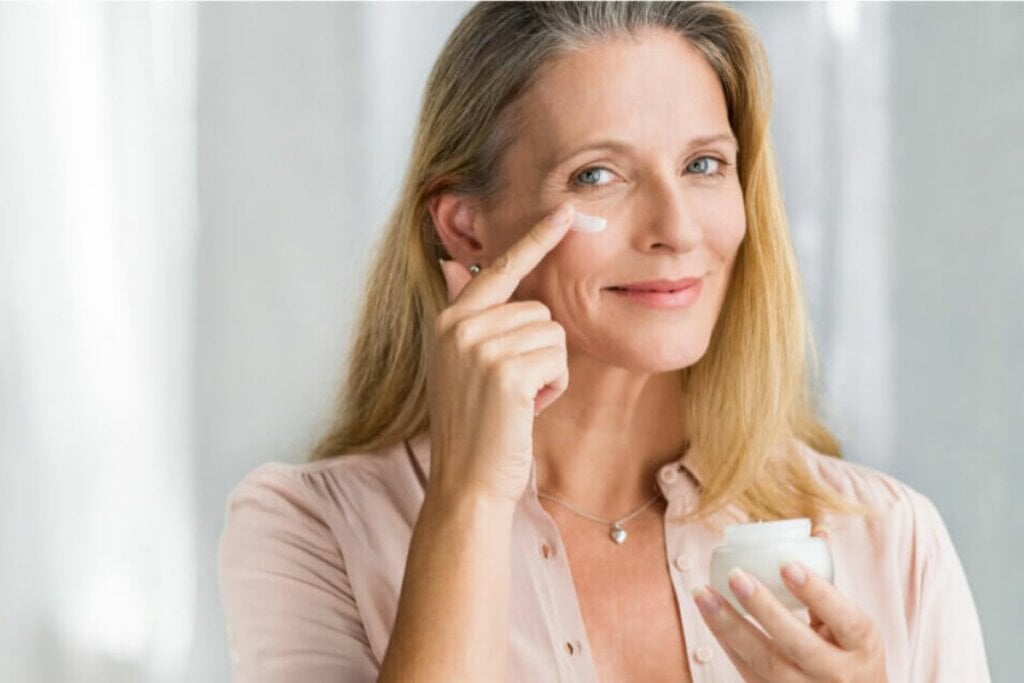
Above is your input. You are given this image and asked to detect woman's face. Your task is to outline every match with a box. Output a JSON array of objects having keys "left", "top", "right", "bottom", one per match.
[{"left": 481, "top": 27, "right": 746, "bottom": 372}]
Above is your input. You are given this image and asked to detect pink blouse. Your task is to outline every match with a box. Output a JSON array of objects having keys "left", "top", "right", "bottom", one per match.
[{"left": 218, "top": 431, "right": 990, "bottom": 681}]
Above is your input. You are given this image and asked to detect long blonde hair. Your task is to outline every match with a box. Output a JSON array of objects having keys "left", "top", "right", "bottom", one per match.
[{"left": 310, "top": 1, "right": 871, "bottom": 524}]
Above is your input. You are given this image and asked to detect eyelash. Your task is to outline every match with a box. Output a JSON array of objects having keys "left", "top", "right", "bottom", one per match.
[{"left": 571, "top": 156, "right": 730, "bottom": 192}]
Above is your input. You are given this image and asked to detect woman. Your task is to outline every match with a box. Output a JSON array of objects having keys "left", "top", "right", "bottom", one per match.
[{"left": 218, "top": 3, "right": 990, "bottom": 681}]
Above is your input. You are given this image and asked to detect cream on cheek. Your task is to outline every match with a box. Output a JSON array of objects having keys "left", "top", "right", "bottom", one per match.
[{"left": 569, "top": 208, "right": 607, "bottom": 233}]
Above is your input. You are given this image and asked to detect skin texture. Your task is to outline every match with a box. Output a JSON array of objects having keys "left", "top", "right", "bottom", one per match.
[{"left": 404, "top": 26, "right": 888, "bottom": 682}]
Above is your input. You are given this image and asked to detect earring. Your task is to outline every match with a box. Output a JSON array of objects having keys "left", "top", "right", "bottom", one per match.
[{"left": 468, "top": 263, "right": 481, "bottom": 275}]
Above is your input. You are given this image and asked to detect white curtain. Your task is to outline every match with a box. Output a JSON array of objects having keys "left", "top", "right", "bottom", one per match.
[{"left": 1, "top": 2, "right": 197, "bottom": 681}]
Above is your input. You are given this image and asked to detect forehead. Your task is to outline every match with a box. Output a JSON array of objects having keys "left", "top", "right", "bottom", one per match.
[{"left": 513, "top": 27, "right": 732, "bottom": 170}]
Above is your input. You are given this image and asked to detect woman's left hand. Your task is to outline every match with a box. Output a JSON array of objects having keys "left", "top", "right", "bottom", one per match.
[{"left": 691, "top": 530, "right": 888, "bottom": 682}]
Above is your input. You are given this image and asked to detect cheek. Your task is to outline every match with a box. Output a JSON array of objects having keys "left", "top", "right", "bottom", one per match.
[
  {"left": 515, "top": 240, "right": 608, "bottom": 316},
  {"left": 703, "top": 195, "right": 746, "bottom": 262}
]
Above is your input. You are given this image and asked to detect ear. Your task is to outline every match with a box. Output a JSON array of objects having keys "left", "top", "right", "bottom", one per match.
[{"left": 428, "top": 192, "right": 488, "bottom": 267}]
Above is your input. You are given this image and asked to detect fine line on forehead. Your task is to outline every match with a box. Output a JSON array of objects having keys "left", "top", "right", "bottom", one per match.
[{"left": 542, "top": 132, "right": 740, "bottom": 175}]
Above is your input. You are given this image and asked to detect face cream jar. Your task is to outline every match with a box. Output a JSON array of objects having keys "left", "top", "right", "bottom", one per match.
[{"left": 709, "top": 517, "right": 833, "bottom": 616}]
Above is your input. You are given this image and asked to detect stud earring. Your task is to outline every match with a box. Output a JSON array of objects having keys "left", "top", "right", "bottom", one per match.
[{"left": 468, "top": 263, "right": 481, "bottom": 275}]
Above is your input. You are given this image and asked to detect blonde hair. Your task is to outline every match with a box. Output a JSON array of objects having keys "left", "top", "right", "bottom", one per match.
[{"left": 310, "top": 1, "right": 872, "bottom": 524}]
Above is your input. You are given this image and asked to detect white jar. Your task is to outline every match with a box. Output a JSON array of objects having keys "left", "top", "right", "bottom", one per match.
[{"left": 709, "top": 517, "right": 833, "bottom": 616}]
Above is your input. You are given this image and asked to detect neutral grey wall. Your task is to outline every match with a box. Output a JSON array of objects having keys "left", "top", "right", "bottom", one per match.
[
  {"left": 887, "top": 5, "right": 1023, "bottom": 681},
  {"left": 192, "top": 5, "right": 354, "bottom": 678},
  {"left": 744, "top": 4, "right": 1022, "bottom": 679},
  {"left": 189, "top": 4, "right": 471, "bottom": 680}
]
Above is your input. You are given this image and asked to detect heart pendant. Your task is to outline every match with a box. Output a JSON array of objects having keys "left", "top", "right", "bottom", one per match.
[{"left": 610, "top": 524, "right": 627, "bottom": 544}]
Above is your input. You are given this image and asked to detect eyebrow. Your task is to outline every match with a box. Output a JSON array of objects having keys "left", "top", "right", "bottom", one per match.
[{"left": 545, "top": 132, "right": 739, "bottom": 173}]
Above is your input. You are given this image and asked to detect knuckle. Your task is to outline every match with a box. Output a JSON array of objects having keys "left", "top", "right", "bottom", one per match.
[
  {"left": 752, "top": 652, "right": 782, "bottom": 678},
  {"left": 861, "top": 619, "right": 883, "bottom": 650},
  {"left": 452, "top": 319, "right": 477, "bottom": 351},
  {"left": 847, "top": 614, "right": 872, "bottom": 643},
  {"left": 491, "top": 253, "right": 515, "bottom": 277},
  {"left": 790, "top": 644, "right": 817, "bottom": 669},
  {"left": 529, "top": 301, "right": 552, "bottom": 320},
  {"left": 847, "top": 614, "right": 874, "bottom": 643},
  {"left": 542, "top": 345, "right": 562, "bottom": 366},
  {"left": 524, "top": 227, "right": 546, "bottom": 251},
  {"left": 494, "top": 359, "right": 524, "bottom": 395},
  {"left": 475, "top": 335, "right": 503, "bottom": 366}
]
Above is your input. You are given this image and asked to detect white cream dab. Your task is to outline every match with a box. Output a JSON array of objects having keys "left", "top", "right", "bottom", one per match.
[{"left": 570, "top": 209, "right": 607, "bottom": 233}]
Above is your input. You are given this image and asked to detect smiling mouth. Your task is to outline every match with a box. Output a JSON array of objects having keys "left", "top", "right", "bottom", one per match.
[
  {"left": 607, "top": 285, "right": 695, "bottom": 293},
  {"left": 602, "top": 278, "right": 705, "bottom": 309},
  {"left": 605, "top": 278, "right": 702, "bottom": 293}
]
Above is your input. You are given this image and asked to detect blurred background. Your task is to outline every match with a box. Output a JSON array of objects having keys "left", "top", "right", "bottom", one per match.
[{"left": 1, "top": 1, "right": 1020, "bottom": 681}]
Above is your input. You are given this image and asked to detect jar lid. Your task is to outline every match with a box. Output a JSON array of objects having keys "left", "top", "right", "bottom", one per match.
[{"left": 724, "top": 517, "right": 811, "bottom": 546}]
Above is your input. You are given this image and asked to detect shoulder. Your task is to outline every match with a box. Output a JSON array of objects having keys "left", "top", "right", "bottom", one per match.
[
  {"left": 795, "top": 441, "right": 938, "bottom": 517},
  {"left": 229, "top": 436, "right": 416, "bottom": 494},
  {"left": 791, "top": 440, "right": 951, "bottom": 555},
  {"left": 219, "top": 450, "right": 415, "bottom": 676},
  {"left": 222, "top": 435, "right": 427, "bottom": 547}
]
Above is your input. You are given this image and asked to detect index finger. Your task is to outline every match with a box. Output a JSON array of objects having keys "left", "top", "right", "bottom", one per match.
[{"left": 453, "top": 202, "right": 575, "bottom": 311}]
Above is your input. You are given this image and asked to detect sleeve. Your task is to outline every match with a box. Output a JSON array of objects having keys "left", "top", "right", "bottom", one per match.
[
  {"left": 905, "top": 490, "right": 991, "bottom": 682},
  {"left": 217, "top": 464, "right": 379, "bottom": 683}
]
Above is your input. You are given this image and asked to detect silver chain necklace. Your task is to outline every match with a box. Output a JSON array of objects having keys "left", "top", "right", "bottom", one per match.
[{"left": 537, "top": 486, "right": 664, "bottom": 545}]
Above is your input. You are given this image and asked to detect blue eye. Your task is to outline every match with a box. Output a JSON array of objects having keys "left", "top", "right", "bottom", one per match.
[
  {"left": 573, "top": 166, "right": 614, "bottom": 190},
  {"left": 571, "top": 156, "right": 729, "bottom": 193},
  {"left": 688, "top": 156, "right": 727, "bottom": 177}
]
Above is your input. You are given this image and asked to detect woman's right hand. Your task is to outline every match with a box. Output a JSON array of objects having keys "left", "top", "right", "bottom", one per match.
[{"left": 428, "top": 203, "right": 576, "bottom": 505}]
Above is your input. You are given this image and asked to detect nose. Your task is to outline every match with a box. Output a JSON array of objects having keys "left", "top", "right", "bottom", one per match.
[{"left": 631, "top": 174, "right": 703, "bottom": 253}]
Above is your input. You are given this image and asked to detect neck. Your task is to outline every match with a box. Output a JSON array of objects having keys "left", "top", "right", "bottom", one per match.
[{"left": 532, "top": 351, "right": 689, "bottom": 519}]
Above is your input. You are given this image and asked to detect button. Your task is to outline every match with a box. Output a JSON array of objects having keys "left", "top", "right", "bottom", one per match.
[
  {"left": 674, "top": 554, "right": 693, "bottom": 572},
  {"left": 694, "top": 645, "right": 715, "bottom": 663},
  {"left": 659, "top": 464, "right": 679, "bottom": 484},
  {"left": 540, "top": 542, "right": 555, "bottom": 559},
  {"left": 565, "top": 640, "right": 580, "bottom": 656}
]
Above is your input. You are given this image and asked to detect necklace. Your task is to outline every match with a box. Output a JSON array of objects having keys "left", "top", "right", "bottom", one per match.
[{"left": 536, "top": 486, "right": 664, "bottom": 545}]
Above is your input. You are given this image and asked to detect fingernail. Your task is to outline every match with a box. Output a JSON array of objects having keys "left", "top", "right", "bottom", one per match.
[
  {"left": 781, "top": 560, "right": 807, "bottom": 585},
  {"left": 570, "top": 209, "right": 607, "bottom": 233},
  {"left": 728, "top": 567, "right": 755, "bottom": 599},
  {"left": 551, "top": 203, "right": 575, "bottom": 225},
  {"left": 691, "top": 585, "right": 721, "bottom": 615}
]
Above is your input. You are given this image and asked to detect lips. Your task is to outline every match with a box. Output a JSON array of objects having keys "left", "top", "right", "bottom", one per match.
[{"left": 607, "top": 277, "right": 702, "bottom": 293}]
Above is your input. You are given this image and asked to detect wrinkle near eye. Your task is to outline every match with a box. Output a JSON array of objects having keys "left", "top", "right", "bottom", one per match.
[{"left": 539, "top": 174, "right": 576, "bottom": 195}]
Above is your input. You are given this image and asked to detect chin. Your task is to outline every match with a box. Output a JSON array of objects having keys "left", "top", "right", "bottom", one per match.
[{"left": 603, "top": 335, "right": 712, "bottom": 373}]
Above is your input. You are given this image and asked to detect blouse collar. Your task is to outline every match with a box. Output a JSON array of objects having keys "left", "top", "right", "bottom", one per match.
[{"left": 405, "top": 431, "right": 704, "bottom": 501}]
